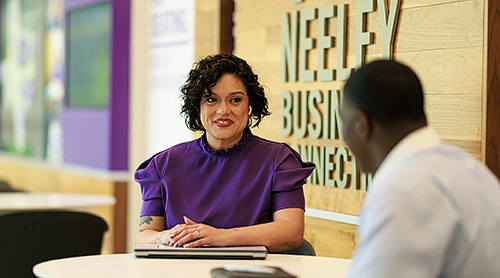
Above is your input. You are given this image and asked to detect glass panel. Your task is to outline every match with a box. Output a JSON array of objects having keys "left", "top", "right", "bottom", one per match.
[
  {"left": 0, "top": 0, "right": 46, "bottom": 157},
  {"left": 44, "top": 0, "right": 65, "bottom": 164},
  {"left": 66, "top": 3, "right": 110, "bottom": 109}
]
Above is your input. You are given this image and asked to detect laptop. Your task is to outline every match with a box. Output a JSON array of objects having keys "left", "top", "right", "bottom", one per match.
[{"left": 134, "top": 244, "right": 268, "bottom": 260}]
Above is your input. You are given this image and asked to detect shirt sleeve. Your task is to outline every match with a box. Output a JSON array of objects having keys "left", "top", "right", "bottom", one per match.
[
  {"left": 347, "top": 179, "right": 459, "bottom": 278},
  {"left": 271, "top": 144, "right": 315, "bottom": 212},
  {"left": 134, "top": 151, "right": 168, "bottom": 217}
]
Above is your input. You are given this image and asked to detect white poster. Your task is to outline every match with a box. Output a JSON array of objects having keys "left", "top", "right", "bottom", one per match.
[{"left": 148, "top": 0, "right": 194, "bottom": 155}]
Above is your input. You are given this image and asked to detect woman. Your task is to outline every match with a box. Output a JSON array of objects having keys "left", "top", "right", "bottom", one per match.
[{"left": 135, "top": 53, "right": 315, "bottom": 252}]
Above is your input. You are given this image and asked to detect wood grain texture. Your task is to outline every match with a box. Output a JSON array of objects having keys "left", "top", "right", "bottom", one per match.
[
  {"left": 304, "top": 184, "right": 365, "bottom": 215},
  {"left": 305, "top": 217, "right": 358, "bottom": 259},
  {"left": 220, "top": 0, "right": 234, "bottom": 53},
  {"left": 195, "top": 0, "right": 219, "bottom": 58},
  {"left": 485, "top": 0, "right": 500, "bottom": 178}
]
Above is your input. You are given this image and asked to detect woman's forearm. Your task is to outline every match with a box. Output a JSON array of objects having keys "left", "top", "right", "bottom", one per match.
[
  {"left": 227, "top": 218, "right": 303, "bottom": 252},
  {"left": 229, "top": 209, "right": 304, "bottom": 252},
  {"left": 136, "top": 229, "right": 167, "bottom": 245},
  {"left": 136, "top": 215, "right": 167, "bottom": 245}
]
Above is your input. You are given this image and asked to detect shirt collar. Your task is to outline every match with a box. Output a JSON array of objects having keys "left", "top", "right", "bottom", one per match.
[{"left": 371, "top": 126, "right": 441, "bottom": 187}]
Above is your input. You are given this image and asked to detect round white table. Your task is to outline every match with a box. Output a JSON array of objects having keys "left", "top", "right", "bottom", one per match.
[
  {"left": 33, "top": 253, "right": 352, "bottom": 278},
  {"left": 0, "top": 192, "right": 116, "bottom": 213}
]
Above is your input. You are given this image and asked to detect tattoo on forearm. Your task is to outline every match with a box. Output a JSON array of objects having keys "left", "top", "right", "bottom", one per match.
[{"left": 139, "top": 216, "right": 153, "bottom": 226}]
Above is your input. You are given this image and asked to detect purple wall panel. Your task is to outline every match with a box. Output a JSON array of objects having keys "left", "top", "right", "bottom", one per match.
[
  {"left": 63, "top": 0, "right": 129, "bottom": 170},
  {"left": 62, "top": 109, "right": 110, "bottom": 169},
  {"left": 109, "top": 0, "right": 130, "bottom": 170}
]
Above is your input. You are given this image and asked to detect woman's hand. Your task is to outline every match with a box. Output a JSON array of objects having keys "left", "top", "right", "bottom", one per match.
[
  {"left": 167, "top": 216, "right": 229, "bottom": 248},
  {"left": 135, "top": 215, "right": 229, "bottom": 247}
]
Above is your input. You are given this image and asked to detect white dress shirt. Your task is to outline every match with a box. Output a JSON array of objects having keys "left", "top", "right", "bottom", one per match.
[{"left": 347, "top": 127, "right": 500, "bottom": 277}]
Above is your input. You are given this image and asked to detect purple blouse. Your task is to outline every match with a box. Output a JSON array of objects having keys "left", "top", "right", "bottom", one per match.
[{"left": 135, "top": 129, "right": 315, "bottom": 229}]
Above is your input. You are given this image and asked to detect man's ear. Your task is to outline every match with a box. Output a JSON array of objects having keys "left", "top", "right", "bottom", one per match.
[{"left": 355, "top": 111, "right": 372, "bottom": 141}]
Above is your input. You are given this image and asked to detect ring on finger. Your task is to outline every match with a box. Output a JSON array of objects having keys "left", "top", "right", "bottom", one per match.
[{"left": 194, "top": 230, "right": 200, "bottom": 238}]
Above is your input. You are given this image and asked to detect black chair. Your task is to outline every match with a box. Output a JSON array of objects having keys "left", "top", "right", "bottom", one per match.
[
  {"left": 284, "top": 238, "right": 316, "bottom": 256},
  {"left": 0, "top": 210, "right": 108, "bottom": 278},
  {"left": 0, "top": 180, "right": 22, "bottom": 192}
]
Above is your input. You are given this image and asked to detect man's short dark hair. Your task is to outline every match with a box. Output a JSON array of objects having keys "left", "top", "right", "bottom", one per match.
[{"left": 343, "top": 60, "right": 427, "bottom": 128}]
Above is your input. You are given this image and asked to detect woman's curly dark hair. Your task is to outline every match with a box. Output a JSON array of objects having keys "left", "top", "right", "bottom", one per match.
[{"left": 180, "top": 53, "right": 270, "bottom": 131}]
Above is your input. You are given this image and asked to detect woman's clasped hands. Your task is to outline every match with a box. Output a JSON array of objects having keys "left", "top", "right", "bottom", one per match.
[{"left": 163, "top": 216, "right": 228, "bottom": 248}]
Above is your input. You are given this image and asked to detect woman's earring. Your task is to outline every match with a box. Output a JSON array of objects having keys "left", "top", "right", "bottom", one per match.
[{"left": 248, "top": 106, "right": 252, "bottom": 116}]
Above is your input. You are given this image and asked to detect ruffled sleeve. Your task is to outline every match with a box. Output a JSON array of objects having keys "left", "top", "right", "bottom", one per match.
[
  {"left": 272, "top": 145, "right": 315, "bottom": 212},
  {"left": 134, "top": 151, "right": 168, "bottom": 217}
]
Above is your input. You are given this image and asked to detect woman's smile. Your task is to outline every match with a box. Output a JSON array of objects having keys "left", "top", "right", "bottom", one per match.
[{"left": 214, "top": 119, "right": 233, "bottom": 126}]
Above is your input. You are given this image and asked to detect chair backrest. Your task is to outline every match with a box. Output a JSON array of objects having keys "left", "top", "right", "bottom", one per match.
[
  {"left": 0, "top": 210, "right": 108, "bottom": 278},
  {"left": 0, "top": 180, "right": 21, "bottom": 192},
  {"left": 284, "top": 238, "right": 316, "bottom": 256}
]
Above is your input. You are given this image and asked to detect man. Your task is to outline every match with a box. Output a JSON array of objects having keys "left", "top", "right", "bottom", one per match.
[{"left": 341, "top": 60, "right": 500, "bottom": 277}]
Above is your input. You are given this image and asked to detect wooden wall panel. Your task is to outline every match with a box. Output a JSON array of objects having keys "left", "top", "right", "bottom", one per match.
[
  {"left": 485, "top": 0, "right": 500, "bottom": 177},
  {"left": 195, "top": 0, "right": 219, "bottom": 58},
  {"left": 397, "top": 49, "right": 483, "bottom": 95},
  {"left": 197, "top": 0, "right": 492, "bottom": 257},
  {"left": 304, "top": 184, "right": 365, "bottom": 215},
  {"left": 305, "top": 217, "right": 358, "bottom": 259},
  {"left": 395, "top": 1, "right": 483, "bottom": 52},
  {"left": 196, "top": 0, "right": 235, "bottom": 58}
]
